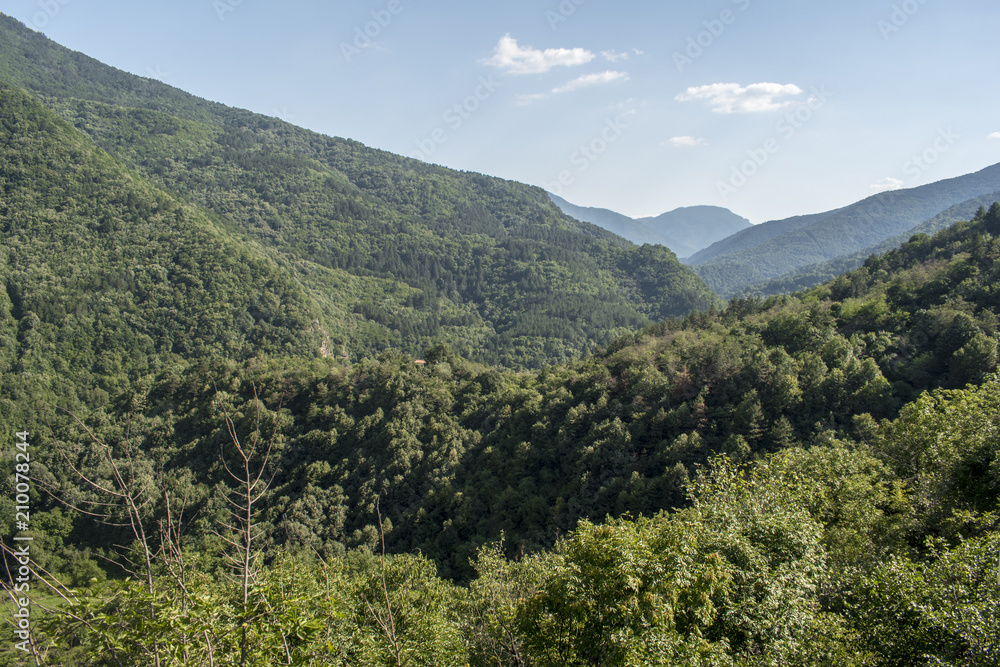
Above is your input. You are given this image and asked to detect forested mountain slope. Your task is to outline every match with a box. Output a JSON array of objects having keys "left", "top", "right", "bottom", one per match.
[
  {"left": 690, "top": 163, "right": 1000, "bottom": 296},
  {"left": 1, "top": 12, "right": 999, "bottom": 666},
  {"left": 744, "top": 190, "right": 1000, "bottom": 296},
  {"left": 0, "top": 81, "right": 324, "bottom": 413},
  {"left": 0, "top": 14, "right": 717, "bottom": 369},
  {"left": 6, "top": 203, "right": 998, "bottom": 667},
  {"left": 16, "top": 203, "right": 1000, "bottom": 580}
]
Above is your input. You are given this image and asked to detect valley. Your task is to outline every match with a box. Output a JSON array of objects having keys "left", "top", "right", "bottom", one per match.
[{"left": 0, "top": 11, "right": 997, "bottom": 666}]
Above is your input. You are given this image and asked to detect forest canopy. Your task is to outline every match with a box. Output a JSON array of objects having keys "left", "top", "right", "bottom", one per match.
[{"left": 0, "top": 12, "right": 998, "bottom": 665}]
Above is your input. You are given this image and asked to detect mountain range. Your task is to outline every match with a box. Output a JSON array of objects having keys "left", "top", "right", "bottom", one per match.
[
  {"left": 0, "top": 13, "right": 716, "bottom": 375},
  {"left": 0, "top": 13, "right": 998, "bottom": 665},
  {"left": 550, "top": 165, "right": 1000, "bottom": 301},
  {"left": 548, "top": 192, "right": 751, "bottom": 258},
  {"left": 742, "top": 189, "right": 1000, "bottom": 296},
  {"left": 686, "top": 164, "right": 1000, "bottom": 296}
]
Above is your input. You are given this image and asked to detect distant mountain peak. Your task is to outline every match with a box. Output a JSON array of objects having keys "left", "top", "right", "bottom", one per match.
[{"left": 548, "top": 194, "right": 750, "bottom": 258}]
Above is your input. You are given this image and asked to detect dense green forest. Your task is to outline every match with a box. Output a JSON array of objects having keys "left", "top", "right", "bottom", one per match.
[
  {"left": 1, "top": 12, "right": 999, "bottom": 665},
  {"left": 0, "top": 13, "right": 716, "bottom": 371},
  {"left": 5, "top": 201, "right": 1000, "bottom": 663}
]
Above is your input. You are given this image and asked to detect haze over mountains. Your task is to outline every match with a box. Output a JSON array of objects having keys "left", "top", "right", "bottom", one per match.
[
  {"left": 742, "top": 188, "right": 1000, "bottom": 296},
  {"left": 687, "top": 163, "right": 1000, "bottom": 297},
  {"left": 548, "top": 192, "right": 751, "bottom": 258},
  {"left": 552, "top": 166, "right": 1000, "bottom": 300}
]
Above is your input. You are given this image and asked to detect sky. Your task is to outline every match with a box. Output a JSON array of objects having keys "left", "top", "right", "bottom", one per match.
[{"left": 4, "top": 0, "right": 1000, "bottom": 224}]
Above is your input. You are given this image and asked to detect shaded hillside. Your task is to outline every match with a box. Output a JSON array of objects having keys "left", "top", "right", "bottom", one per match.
[
  {"left": 0, "top": 82, "right": 324, "bottom": 411},
  {"left": 686, "top": 211, "right": 821, "bottom": 265},
  {"left": 690, "top": 165, "right": 1000, "bottom": 297},
  {"left": 0, "top": 14, "right": 717, "bottom": 370},
  {"left": 743, "top": 191, "right": 1000, "bottom": 296}
]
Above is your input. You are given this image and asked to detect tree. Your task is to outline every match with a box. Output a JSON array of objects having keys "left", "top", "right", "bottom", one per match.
[
  {"left": 214, "top": 386, "right": 281, "bottom": 666},
  {"left": 685, "top": 456, "right": 866, "bottom": 665},
  {"left": 463, "top": 538, "right": 552, "bottom": 667},
  {"left": 851, "top": 530, "right": 1000, "bottom": 666},
  {"left": 949, "top": 333, "right": 998, "bottom": 387},
  {"left": 519, "top": 515, "right": 732, "bottom": 666},
  {"left": 984, "top": 201, "right": 1000, "bottom": 235}
]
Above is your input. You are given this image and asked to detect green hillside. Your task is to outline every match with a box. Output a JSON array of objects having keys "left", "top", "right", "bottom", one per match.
[
  {"left": 0, "top": 82, "right": 325, "bottom": 414},
  {"left": 6, "top": 202, "right": 999, "bottom": 666},
  {"left": 690, "top": 164, "right": 1000, "bottom": 297},
  {"left": 1, "top": 12, "right": 998, "bottom": 666},
  {"left": 743, "top": 191, "right": 1000, "bottom": 297},
  {"left": 29, "top": 202, "right": 1000, "bottom": 574},
  {"left": 0, "top": 14, "right": 716, "bottom": 370}
]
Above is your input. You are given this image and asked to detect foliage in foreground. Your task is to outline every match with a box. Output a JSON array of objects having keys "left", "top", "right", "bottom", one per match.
[{"left": 4, "top": 371, "right": 998, "bottom": 665}]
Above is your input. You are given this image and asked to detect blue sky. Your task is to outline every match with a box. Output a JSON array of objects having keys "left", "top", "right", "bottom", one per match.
[{"left": 4, "top": 0, "right": 999, "bottom": 223}]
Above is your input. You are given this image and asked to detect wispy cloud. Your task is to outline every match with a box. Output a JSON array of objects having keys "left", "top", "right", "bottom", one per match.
[
  {"left": 484, "top": 34, "right": 594, "bottom": 75},
  {"left": 601, "top": 49, "right": 645, "bottom": 63},
  {"left": 601, "top": 50, "right": 629, "bottom": 63},
  {"left": 552, "top": 71, "right": 630, "bottom": 94},
  {"left": 517, "top": 71, "right": 630, "bottom": 105},
  {"left": 667, "top": 136, "right": 707, "bottom": 148},
  {"left": 989, "top": 132, "right": 1000, "bottom": 140},
  {"left": 871, "top": 177, "right": 904, "bottom": 193},
  {"left": 675, "top": 82, "right": 803, "bottom": 113}
]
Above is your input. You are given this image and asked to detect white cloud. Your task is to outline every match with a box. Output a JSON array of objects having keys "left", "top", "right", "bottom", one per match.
[
  {"left": 552, "top": 71, "right": 630, "bottom": 94},
  {"left": 519, "top": 71, "right": 630, "bottom": 104},
  {"left": 484, "top": 34, "right": 594, "bottom": 75},
  {"left": 989, "top": 132, "right": 1000, "bottom": 140},
  {"left": 667, "top": 136, "right": 707, "bottom": 148},
  {"left": 871, "top": 177, "right": 904, "bottom": 193},
  {"left": 601, "top": 50, "right": 629, "bottom": 63},
  {"left": 675, "top": 82, "right": 803, "bottom": 113}
]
